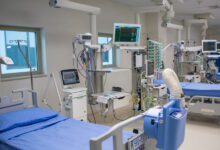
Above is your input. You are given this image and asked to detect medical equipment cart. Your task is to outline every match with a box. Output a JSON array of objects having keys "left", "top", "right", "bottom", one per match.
[{"left": 63, "top": 88, "right": 88, "bottom": 121}]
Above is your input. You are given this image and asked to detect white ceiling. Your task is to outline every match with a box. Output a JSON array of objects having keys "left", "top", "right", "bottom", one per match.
[{"left": 110, "top": 0, "right": 220, "bottom": 27}]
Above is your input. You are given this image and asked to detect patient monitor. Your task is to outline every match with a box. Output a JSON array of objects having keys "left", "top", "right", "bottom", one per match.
[
  {"left": 113, "top": 23, "right": 141, "bottom": 45},
  {"left": 202, "top": 40, "right": 217, "bottom": 53}
]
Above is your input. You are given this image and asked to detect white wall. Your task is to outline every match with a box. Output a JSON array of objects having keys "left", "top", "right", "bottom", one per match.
[
  {"left": 0, "top": 0, "right": 135, "bottom": 113},
  {"left": 207, "top": 27, "right": 220, "bottom": 40},
  {"left": 163, "top": 23, "right": 202, "bottom": 69},
  {"left": 140, "top": 13, "right": 160, "bottom": 45}
]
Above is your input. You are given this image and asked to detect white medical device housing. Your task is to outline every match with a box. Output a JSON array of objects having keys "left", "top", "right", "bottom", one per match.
[
  {"left": 113, "top": 23, "right": 141, "bottom": 45},
  {"left": 153, "top": 84, "right": 167, "bottom": 98},
  {"left": 78, "top": 33, "right": 92, "bottom": 42},
  {"left": 135, "top": 53, "right": 143, "bottom": 68},
  {"left": 61, "top": 69, "right": 87, "bottom": 121},
  {"left": 202, "top": 40, "right": 217, "bottom": 53},
  {"left": 63, "top": 87, "right": 87, "bottom": 121},
  {"left": 75, "top": 33, "right": 101, "bottom": 52}
]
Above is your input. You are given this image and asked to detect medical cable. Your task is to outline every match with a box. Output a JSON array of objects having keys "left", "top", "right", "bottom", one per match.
[
  {"left": 112, "top": 100, "right": 136, "bottom": 121},
  {"left": 112, "top": 107, "right": 135, "bottom": 122},
  {"left": 87, "top": 115, "right": 92, "bottom": 123},
  {"left": 78, "top": 48, "right": 96, "bottom": 123},
  {"left": 72, "top": 42, "right": 76, "bottom": 68},
  {"left": 72, "top": 41, "right": 86, "bottom": 78},
  {"left": 72, "top": 40, "right": 97, "bottom": 123},
  {"left": 89, "top": 103, "right": 96, "bottom": 123},
  {"left": 76, "top": 50, "right": 87, "bottom": 78},
  {"left": 87, "top": 50, "right": 97, "bottom": 124},
  {"left": 73, "top": 41, "right": 84, "bottom": 74},
  {"left": 88, "top": 52, "right": 95, "bottom": 94}
]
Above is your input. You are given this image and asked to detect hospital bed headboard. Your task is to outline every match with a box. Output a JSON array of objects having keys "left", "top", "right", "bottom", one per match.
[{"left": 0, "top": 89, "right": 38, "bottom": 114}]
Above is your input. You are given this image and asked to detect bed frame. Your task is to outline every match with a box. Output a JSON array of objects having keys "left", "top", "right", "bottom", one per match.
[
  {"left": 0, "top": 89, "right": 157, "bottom": 150},
  {"left": 186, "top": 96, "right": 220, "bottom": 120},
  {"left": 90, "top": 113, "right": 158, "bottom": 150},
  {"left": 90, "top": 114, "right": 144, "bottom": 150}
]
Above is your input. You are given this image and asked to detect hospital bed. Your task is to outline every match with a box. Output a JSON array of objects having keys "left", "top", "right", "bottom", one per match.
[
  {"left": 0, "top": 89, "right": 139, "bottom": 150},
  {"left": 1, "top": 88, "right": 174, "bottom": 150},
  {"left": 0, "top": 87, "right": 187, "bottom": 150},
  {"left": 154, "top": 80, "right": 220, "bottom": 119}
]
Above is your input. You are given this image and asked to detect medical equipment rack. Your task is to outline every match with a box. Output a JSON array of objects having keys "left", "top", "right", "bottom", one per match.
[{"left": 147, "top": 40, "right": 162, "bottom": 70}]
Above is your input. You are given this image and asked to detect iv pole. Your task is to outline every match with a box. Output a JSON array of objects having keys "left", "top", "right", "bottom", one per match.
[
  {"left": 17, "top": 40, "right": 62, "bottom": 112},
  {"left": 17, "top": 40, "right": 34, "bottom": 90}
]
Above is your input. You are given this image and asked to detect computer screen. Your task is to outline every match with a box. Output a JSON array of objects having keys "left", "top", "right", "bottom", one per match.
[
  {"left": 217, "top": 42, "right": 220, "bottom": 51},
  {"left": 113, "top": 23, "right": 141, "bottom": 45},
  {"left": 61, "top": 69, "right": 80, "bottom": 85},
  {"left": 202, "top": 40, "right": 217, "bottom": 53}
]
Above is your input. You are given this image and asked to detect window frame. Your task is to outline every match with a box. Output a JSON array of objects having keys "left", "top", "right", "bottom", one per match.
[
  {"left": 0, "top": 25, "right": 46, "bottom": 80},
  {"left": 98, "top": 33, "right": 116, "bottom": 68}
]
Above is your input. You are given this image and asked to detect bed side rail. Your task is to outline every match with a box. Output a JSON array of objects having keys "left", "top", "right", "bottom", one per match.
[
  {"left": 186, "top": 95, "right": 220, "bottom": 116},
  {"left": 90, "top": 114, "right": 145, "bottom": 150},
  {"left": 0, "top": 89, "right": 38, "bottom": 114},
  {"left": 13, "top": 89, "right": 38, "bottom": 107},
  {"left": 186, "top": 95, "right": 220, "bottom": 108}
]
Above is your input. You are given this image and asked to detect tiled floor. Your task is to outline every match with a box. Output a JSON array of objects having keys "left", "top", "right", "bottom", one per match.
[
  {"left": 179, "top": 119, "right": 220, "bottom": 150},
  {"left": 88, "top": 104, "right": 220, "bottom": 150}
]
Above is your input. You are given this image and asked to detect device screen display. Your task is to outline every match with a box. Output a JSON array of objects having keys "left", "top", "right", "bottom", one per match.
[
  {"left": 203, "top": 41, "right": 216, "bottom": 52},
  {"left": 217, "top": 43, "right": 220, "bottom": 50},
  {"left": 61, "top": 69, "right": 80, "bottom": 85},
  {"left": 82, "top": 35, "right": 92, "bottom": 40},
  {"left": 114, "top": 25, "right": 140, "bottom": 43}
]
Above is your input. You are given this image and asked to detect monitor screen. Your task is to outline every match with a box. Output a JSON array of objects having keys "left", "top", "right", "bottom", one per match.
[
  {"left": 113, "top": 23, "right": 141, "bottom": 44},
  {"left": 202, "top": 40, "right": 217, "bottom": 53},
  {"left": 217, "top": 42, "right": 220, "bottom": 51},
  {"left": 61, "top": 69, "right": 80, "bottom": 85}
]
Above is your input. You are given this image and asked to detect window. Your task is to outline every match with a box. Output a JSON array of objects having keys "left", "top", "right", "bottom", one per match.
[
  {"left": 98, "top": 33, "right": 115, "bottom": 67},
  {"left": 0, "top": 25, "right": 46, "bottom": 79}
]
